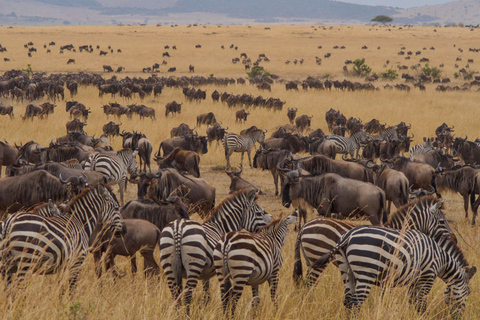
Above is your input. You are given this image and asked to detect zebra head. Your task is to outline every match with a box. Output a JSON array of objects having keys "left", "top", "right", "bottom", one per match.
[
  {"left": 242, "top": 188, "right": 273, "bottom": 232},
  {"left": 444, "top": 266, "right": 476, "bottom": 318},
  {"left": 128, "top": 150, "right": 138, "bottom": 175},
  {"left": 96, "top": 184, "right": 125, "bottom": 237},
  {"left": 427, "top": 198, "right": 456, "bottom": 243}
]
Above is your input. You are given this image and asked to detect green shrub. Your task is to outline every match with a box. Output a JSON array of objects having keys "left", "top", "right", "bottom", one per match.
[
  {"left": 352, "top": 58, "right": 371, "bottom": 77},
  {"left": 422, "top": 63, "right": 442, "bottom": 79}
]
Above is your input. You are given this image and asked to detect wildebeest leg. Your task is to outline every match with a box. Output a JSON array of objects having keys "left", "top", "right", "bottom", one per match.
[
  {"left": 130, "top": 255, "right": 137, "bottom": 276},
  {"left": 141, "top": 248, "right": 159, "bottom": 277},
  {"left": 463, "top": 193, "right": 469, "bottom": 219},
  {"left": 272, "top": 170, "right": 279, "bottom": 196},
  {"left": 225, "top": 149, "right": 233, "bottom": 169},
  {"left": 93, "top": 250, "right": 103, "bottom": 278}
]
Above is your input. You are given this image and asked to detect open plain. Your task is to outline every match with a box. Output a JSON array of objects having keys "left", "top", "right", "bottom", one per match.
[{"left": 0, "top": 24, "right": 479, "bottom": 319}]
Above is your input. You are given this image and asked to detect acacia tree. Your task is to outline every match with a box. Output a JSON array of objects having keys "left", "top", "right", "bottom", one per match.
[{"left": 371, "top": 15, "right": 393, "bottom": 25}]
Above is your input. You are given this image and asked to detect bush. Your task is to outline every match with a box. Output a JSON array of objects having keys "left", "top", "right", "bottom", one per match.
[
  {"left": 422, "top": 63, "right": 442, "bottom": 79},
  {"left": 22, "top": 64, "right": 33, "bottom": 78},
  {"left": 247, "top": 67, "right": 270, "bottom": 78},
  {"left": 381, "top": 69, "right": 398, "bottom": 80},
  {"left": 464, "top": 70, "right": 475, "bottom": 80},
  {"left": 352, "top": 58, "right": 371, "bottom": 77}
]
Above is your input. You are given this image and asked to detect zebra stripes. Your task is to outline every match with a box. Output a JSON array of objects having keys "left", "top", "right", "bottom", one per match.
[
  {"left": 313, "top": 226, "right": 476, "bottom": 317},
  {"left": 324, "top": 130, "right": 370, "bottom": 158},
  {"left": 371, "top": 125, "right": 400, "bottom": 142},
  {"left": 0, "top": 185, "right": 124, "bottom": 292},
  {"left": 214, "top": 212, "right": 296, "bottom": 317},
  {"left": 223, "top": 128, "right": 265, "bottom": 168},
  {"left": 159, "top": 189, "right": 272, "bottom": 314},
  {"left": 84, "top": 148, "right": 138, "bottom": 205},
  {"left": 293, "top": 196, "right": 453, "bottom": 286}
]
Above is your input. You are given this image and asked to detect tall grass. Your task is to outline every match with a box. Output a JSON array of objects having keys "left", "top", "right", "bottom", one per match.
[{"left": 0, "top": 24, "right": 479, "bottom": 319}]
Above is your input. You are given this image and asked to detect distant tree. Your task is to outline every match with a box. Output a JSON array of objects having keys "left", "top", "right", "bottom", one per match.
[{"left": 371, "top": 15, "right": 393, "bottom": 25}]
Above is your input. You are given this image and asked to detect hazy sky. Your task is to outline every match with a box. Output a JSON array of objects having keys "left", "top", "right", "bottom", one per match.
[{"left": 339, "top": 0, "right": 456, "bottom": 9}]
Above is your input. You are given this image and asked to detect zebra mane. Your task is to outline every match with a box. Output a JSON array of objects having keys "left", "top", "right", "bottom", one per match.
[
  {"left": 64, "top": 184, "right": 113, "bottom": 213},
  {"left": 258, "top": 215, "right": 283, "bottom": 233},
  {"left": 437, "top": 235, "right": 469, "bottom": 268},
  {"left": 204, "top": 189, "right": 254, "bottom": 221},
  {"left": 387, "top": 195, "right": 443, "bottom": 224},
  {"left": 118, "top": 148, "right": 133, "bottom": 154},
  {"left": 32, "top": 202, "right": 50, "bottom": 214}
]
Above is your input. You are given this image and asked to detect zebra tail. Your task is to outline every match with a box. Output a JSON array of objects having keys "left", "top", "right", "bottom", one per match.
[
  {"left": 221, "top": 241, "right": 232, "bottom": 296},
  {"left": 470, "top": 175, "right": 478, "bottom": 213},
  {"left": 293, "top": 230, "right": 304, "bottom": 286},
  {"left": 312, "top": 232, "right": 350, "bottom": 268},
  {"left": 173, "top": 224, "right": 183, "bottom": 294},
  {"left": 431, "top": 174, "right": 439, "bottom": 197}
]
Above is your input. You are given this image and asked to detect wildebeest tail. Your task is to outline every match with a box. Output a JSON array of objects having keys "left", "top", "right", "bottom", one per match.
[
  {"left": 380, "top": 190, "right": 388, "bottom": 224},
  {"left": 431, "top": 174, "right": 439, "bottom": 197},
  {"left": 293, "top": 230, "right": 304, "bottom": 286},
  {"left": 470, "top": 174, "right": 479, "bottom": 214},
  {"left": 194, "top": 154, "right": 200, "bottom": 178},
  {"left": 401, "top": 179, "right": 408, "bottom": 206}
]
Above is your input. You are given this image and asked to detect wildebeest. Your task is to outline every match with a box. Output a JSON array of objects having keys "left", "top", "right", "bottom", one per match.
[
  {"left": 309, "top": 139, "right": 337, "bottom": 159},
  {"left": 453, "top": 136, "right": 480, "bottom": 165},
  {"left": 206, "top": 123, "right": 228, "bottom": 145},
  {"left": 102, "top": 121, "right": 122, "bottom": 138},
  {"left": 154, "top": 147, "right": 200, "bottom": 177},
  {"left": 146, "top": 168, "right": 215, "bottom": 218},
  {"left": 66, "top": 118, "right": 87, "bottom": 134},
  {"left": 411, "top": 149, "right": 458, "bottom": 169},
  {"left": 435, "top": 165, "right": 478, "bottom": 223},
  {"left": 235, "top": 109, "right": 250, "bottom": 123},
  {"left": 263, "top": 134, "right": 309, "bottom": 154},
  {"left": 167, "top": 67, "right": 176, "bottom": 72},
  {"left": 15, "top": 141, "right": 46, "bottom": 164},
  {"left": 165, "top": 101, "right": 182, "bottom": 116},
  {"left": 287, "top": 108, "right": 297, "bottom": 124},
  {"left": 295, "top": 155, "right": 373, "bottom": 183},
  {"left": 368, "top": 163, "right": 409, "bottom": 212},
  {"left": 103, "top": 65, "right": 113, "bottom": 72},
  {"left": 283, "top": 171, "right": 387, "bottom": 224},
  {"left": 295, "top": 115, "right": 313, "bottom": 131},
  {"left": 0, "top": 141, "right": 19, "bottom": 177},
  {"left": 387, "top": 157, "right": 437, "bottom": 192},
  {"left": 67, "top": 59, "right": 75, "bottom": 64},
  {"left": 158, "top": 134, "right": 208, "bottom": 156},
  {"left": 0, "top": 103, "right": 14, "bottom": 119},
  {"left": 196, "top": 112, "right": 217, "bottom": 126},
  {"left": 253, "top": 148, "right": 294, "bottom": 196},
  {"left": 0, "top": 170, "right": 82, "bottom": 216},
  {"left": 225, "top": 166, "right": 263, "bottom": 194},
  {"left": 170, "top": 123, "right": 194, "bottom": 138}
]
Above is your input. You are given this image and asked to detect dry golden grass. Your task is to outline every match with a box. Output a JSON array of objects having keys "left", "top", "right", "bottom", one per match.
[{"left": 0, "top": 24, "right": 479, "bottom": 320}]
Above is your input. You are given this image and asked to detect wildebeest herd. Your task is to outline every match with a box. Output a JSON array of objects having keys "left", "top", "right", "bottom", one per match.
[{"left": 0, "top": 27, "right": 479, "bottom": 319}]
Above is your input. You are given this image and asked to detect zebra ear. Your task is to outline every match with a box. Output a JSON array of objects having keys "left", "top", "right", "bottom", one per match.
[
  {"left": 98, "top": 184, "right": 108, "bottom": 198},
  {"left": 467, "top": 266, "right": 477, "bottom": 281},
  {"left": 247, "top": 188, "right": 256, "bottom": 203}
]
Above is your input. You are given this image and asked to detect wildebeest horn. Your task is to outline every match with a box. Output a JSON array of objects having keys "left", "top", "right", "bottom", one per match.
[
  {"left": 407, "top": 123, "right": 411, "bottom": 128},
  {"left": 427, "top": 185, "right": 436, "bottom": 195},
  {"left": 409, "top": 133, "right": 414, "bottom": 139},
  {"left": 409, "top": 185, "right": 421, "bottom": 195},
  {"left": 162, "top": 188, "right": 168, "bottom": 200},
  {"left": 59, "top": 173, "right": 78, "bottom": 184},
  {"left": 79, "top": 173, "right": 88, "bottom": 184},
  {"left": 264, "top": 129, "right": 267, "bottom": 133},
  {"left": 14, "top": 141, "right": 19, "bottom": 149},
  {"left": 452, "top": 150, "right": 458, "bottom": 157},
  {"left": 295, "top": 107, "right": 297, "bottom": 111},
  {"left": 310, "top": 114, "right": 313, "bottom": 118}
]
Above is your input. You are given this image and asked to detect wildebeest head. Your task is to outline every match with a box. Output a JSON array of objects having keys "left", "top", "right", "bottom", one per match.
[{"left": 282, "top": 170, "right": 301, "bottom": 208}]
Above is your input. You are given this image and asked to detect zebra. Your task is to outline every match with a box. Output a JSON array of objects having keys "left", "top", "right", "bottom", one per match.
[
  {"left": 159, "top": 189, "right": 272, "bottom": 315},
  {"left": 409, "top": 137, "right": 434, "bottom": 159},
  {"left": 313, "top": 226, "right": 476, "bottom": 318},
  {"left": 370, "top": 125, "right": 401, "bottom": 142},
  {"left": 324, "top": 130, "right": 371, "bottom": 158},
  {"left": 223, "top": 127, "right": 266, "bottom": 168},
  {"left": 293, "top": 196, "right": 454, "bottom": 287},
  {"left": 0, "top": 184, "right": 124, "bottom": 292},
  {"left": 84, "top": 148, "right": 138, "bottom": 205},
  {"left": 214, "top": 211, "right": 297, "bottom": 317}
]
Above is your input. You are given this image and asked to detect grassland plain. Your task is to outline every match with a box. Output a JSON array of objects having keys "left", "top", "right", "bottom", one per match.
[{"left": 0, "top": 24, "right": 479, "bottom": 320}]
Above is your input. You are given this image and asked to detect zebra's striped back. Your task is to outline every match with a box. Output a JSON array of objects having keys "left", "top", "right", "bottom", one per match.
[
  {"left": 0, "top": 184, "right": 124, "bottom": 291},
  {"left": 324, "top": 130, "right": 370, "bottom": 158},
  {"left": 214, "top": 212, "right": 297, "bottom": 316},
  {"left": 371, "top": 126, "right": 400, "bottom": 142},
  {"left": 159, "top": 189, "right": 272, "bottom": 314},
  {"left": 313, "top": 226, "right": 474, "bottom": 317},
  {"left": 84, "top": 149, "right": 137, "bottom": 205},
  {"left": 293, "top": 195, "right": 454, "bottom": 286}
]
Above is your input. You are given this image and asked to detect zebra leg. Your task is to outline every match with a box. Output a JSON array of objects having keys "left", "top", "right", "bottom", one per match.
[
  {"left": 247, "top": 149, "right": 252, "bottom": 167},
  {"left": 240, "top": 151, "right": 245, "bottom": 168},
  {"left": 305, "top": 266, "right": 326, "bottom": 287},
  {"left": 268, "top": 272, "right": 280, "bottom": 309},
  {"left": 230, "top": 279, "right": 245, "bottom": 317},
  {"left": 93, "top": 250, "right": 103, "bottom": 278},
  {"left": 202, "top": 279, "right": 211, "bottom": 305},
  {"left": 347, "top": 283, "right": 372, "bottom": 317},
  {"left": 118, "top": 179, "right": 125, "bottom": 206},
  {"left": 409, "top": 278, "right": 434, "bottom": 314},
  {"left": 226, "top": 149, "right": 233, "bottom": 169},
  {"left": 251, "top": 285, "right": 260, "bottom": 316},
  {"left": 67, "top": 256, "right": 86, "bottom": 294}
]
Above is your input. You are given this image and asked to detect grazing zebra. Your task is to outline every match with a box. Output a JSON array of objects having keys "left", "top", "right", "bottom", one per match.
[
  {"left": 0, "top": 184, "right": 124, "bottom": 292},
  {"left": 409, "top": 137, "right": 434, "bottom": 158},
  {"left": 313, "top": 226, "right": 476, "bottom": 318},
  {"left": 84, "top": 148, "right": 138, "bottom": 205},
  {"left": 159, "top": 189, "right": 272, "bottom": 314},
  {"left": 214, "top": 211, "right": 297, "bottom": 317},
  {"left": 293, "top": 196, "right": 453, "bottom": 286},
  {"left": 223, "top": 128, "right": 266, "bottom": 168},
  {"left": 324, "top": 130, "right": 371, "bottom": 158}
]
